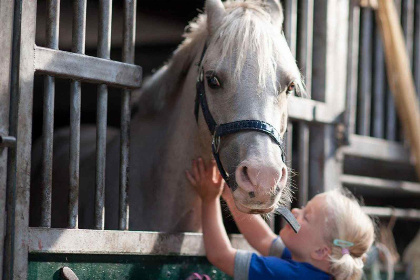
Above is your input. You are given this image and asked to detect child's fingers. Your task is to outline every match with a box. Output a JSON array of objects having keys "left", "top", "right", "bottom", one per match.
[
  {"left": 198, "top": 158, "right": 206, "bottom": 177},
  {"left": 185, "top": 170, "right": 197, "bottom": 186},
  {"left": 192, "top": 160, "right": 200, "bottom": 180}
]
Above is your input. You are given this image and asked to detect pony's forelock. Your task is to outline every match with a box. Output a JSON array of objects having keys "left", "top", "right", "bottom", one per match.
[{"left": 184, "top": 0, "right": 305, "bottom": 95}]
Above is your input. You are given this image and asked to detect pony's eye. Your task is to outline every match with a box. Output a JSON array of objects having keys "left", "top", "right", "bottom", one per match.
[
  {"left": 287, "top": 82, "right": 296, "bottom": 95},
  {"left": 207, "top": 75, "right": 221, "bottom": 89}
]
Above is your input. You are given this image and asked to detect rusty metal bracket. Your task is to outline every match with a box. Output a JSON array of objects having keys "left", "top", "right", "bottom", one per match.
[{"left": 0, "top": 135, "right": 16, "bottom": 148}]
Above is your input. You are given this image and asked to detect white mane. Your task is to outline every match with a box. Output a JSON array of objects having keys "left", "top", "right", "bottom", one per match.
[{"left": 135, "top": 0, "right": 305, "bottom": 115}]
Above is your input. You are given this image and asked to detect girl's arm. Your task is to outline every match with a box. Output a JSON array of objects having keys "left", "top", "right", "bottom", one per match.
[
  {"left": 186, "top": 159, "right": 236, "bottom": 276},
  {"left": 202, "top": 197, "right": 236, "bottom": 276},
  {"left": 222, "top": 189, "right": 278, "bottom": 256}
]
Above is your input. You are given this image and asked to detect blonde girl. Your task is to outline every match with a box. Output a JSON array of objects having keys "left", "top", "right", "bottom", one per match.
[{"left": 186, "top": 158, "right": 375, "bottom": 280}]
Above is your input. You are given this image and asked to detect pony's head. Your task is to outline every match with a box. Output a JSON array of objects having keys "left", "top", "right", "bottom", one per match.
[
  {"left": 136, "top": 0, "right": 305, "bottom": 214},
  {"left": 198, "top": 0, "right": 304, "bottom": 213}
]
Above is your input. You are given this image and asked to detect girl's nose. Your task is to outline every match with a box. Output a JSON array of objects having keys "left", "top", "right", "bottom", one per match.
[{"left": 291, "top": 208, "right": 299, "bottom": 218}]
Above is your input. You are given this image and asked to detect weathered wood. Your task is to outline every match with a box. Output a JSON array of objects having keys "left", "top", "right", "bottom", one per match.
[
  {"left": 341, "top": 134, "right": 412, "bottom": 164},
  {"left": 28, "top": 228, "right": 254, "bottom": 255},
  {"left": 0, "top": 0, "right": 15, "bottom": 277},
  {"left": 34, "top": 47, "right": 142, "bottom": 89},
  {"left": 4, "top": 1, "right": 37, "bottom": 278},
  {"left": 341, "top": 174, "right": 420, "bottom": 195},
  {"left": 376, "top": 0, "right": 420, "bottom": 180},
  {"left": 363, "top": 206, "right": 420, "bottom": 220}
]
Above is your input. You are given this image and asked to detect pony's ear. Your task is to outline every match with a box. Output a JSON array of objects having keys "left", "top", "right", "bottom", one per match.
[
  {"left": 265, "top": 0, "right": 284, "bottom": 29},
  {"left": 206, "top": 0, "right": 226, "bottom": 35}
]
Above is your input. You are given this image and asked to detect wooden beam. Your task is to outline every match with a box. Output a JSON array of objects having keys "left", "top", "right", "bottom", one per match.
[{"left": 376, "top": 0, "right": 420, "bottom": 180}]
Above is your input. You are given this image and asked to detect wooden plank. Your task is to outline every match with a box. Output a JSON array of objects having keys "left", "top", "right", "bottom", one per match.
[
  {"left": 363, "top": 206, "right": 420, "bottom": 220},
  {"left": 28, "top": 228, "right": 254, "bottom": 255},
  {"left": 0, "top": 0, "right": 15, "bottom": 277},
  {"left": 288, "top": 96, "right": 335, "bottom": 124},
  {"left": 341, "top": 174, "right": 420, "bottom": 195},
  {"left": 377, "top": 0, "right": 420, "bottom": 179},
  {"left": 34, "top": 46, "right": 142, "bottom": 89},
  {"left": 341, "top": 134, "right": 412, "bottom": 164}
]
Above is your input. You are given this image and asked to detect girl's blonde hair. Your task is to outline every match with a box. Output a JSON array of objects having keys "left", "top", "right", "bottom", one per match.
[{"left": 323, "top": 188, "right": 375, "bottom": 280}]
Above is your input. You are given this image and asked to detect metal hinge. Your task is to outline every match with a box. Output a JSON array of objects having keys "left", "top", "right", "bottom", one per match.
[{"left": 0, "top": 135, "right": 16, "bottom": 148}]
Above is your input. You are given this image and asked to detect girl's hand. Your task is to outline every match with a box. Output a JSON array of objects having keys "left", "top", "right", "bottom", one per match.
[{"left": 186, "top": 158, "right": 224, "bottom": 203}]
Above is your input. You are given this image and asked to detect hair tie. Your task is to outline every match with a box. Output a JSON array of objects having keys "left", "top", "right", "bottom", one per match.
[{"left": 333, "top": 239, "right": 354, "bottom": 255}]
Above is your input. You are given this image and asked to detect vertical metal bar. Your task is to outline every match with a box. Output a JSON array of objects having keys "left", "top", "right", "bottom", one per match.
[
  {"left": 373, "top": 24, "right": 385, "bottom": 139},
  {"left": 357, "top": 8, "right": 372, "bottom": 136},
  {"left": 95, "top": 0, "right": 112, "bottom": 230},
  {"left": 41, "top": 0, "right": 60, "bottom": 228},
  {"left": 279, "top": 122, "right": 293, "bottom": 230},
  {"left": 415, "top": 0, "right": 420, "bottom": 95},
  {"left": 119, "top": 0, "right": 136, "bottom": 230},
  {"left": 345, "top": 1, "right": 360, "bottom": 136},
  {"left": 402, "top": 0, "right": 414, "bottom": 65},
  {"left": 283, "top": 0, "right": 298, "bottom": 57},
  {"left": 298, "top": 122, "right": 309, "bottom": 207},
  {"left": 386, "top": 0, "right": 401, "bottom": 141},
  {"left": 4, "top": 0, "right": 37, "bottom": 278},
  {"left": 69, "top": 0, "right": 87, "bottom": 229},
  {"left": 0, "top": 0, "right": 15, "bottom": 277},
  {"left": 298, "top": 0, "right": 314, "bottom": 97}
]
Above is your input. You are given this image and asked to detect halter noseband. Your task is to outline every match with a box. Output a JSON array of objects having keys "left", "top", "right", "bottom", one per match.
[{"left": 194, "top": 44, "right": 300, "bottom": 233}]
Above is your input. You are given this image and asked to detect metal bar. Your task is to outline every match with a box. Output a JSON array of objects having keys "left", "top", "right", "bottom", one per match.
[
  {"left": 298, "top": 0, "right": 314, "bottom": 97},
  {"left": 4, "top": 0, "right": 37, "bottom": 278},
  {"left": 0, "top": 0, "right": 15, "bottom": 277},
  {"left": 119, "top": 0, "right": 137, "bottom": 231},
  {"left": 68, "top": 0, "right": 87, "bottom": 230},
  {"left": 358, "top": 8, "right": 373, "bottom": 136},
  {"left": 34, "top": 47, "right": 142, "bottom": 89},
  {"left": 0, "top": 136, "right": 16, "bottom": 148},
  {"left": 298, "top": 122, "right": 309, "bottom": 207},
  {"left": 402, "top": 0, "right": 414, "bottom": 65},
  {"left": 41, "top": 0, "right": 60, "bottom": 228},
  {"left": 372, "top": 24, "right": 385, "bottom": 139},
  {"left": 283, "top": 0, "right": 297, "bottom": 57},
  {"left": 95, "top": 0, "right": 112, "bottom": 230},
  {"left": 341, "top": 134, "right": 412, "bottom": 164},
  {"left": 362, "top": 206, "right": 420, "bottom": 220},
  {"left": 279, "top": 121, "right": 293, "bottom": 230},
  {"left": 345, "top": 1, "right": 360, "bottom": 136},
  {"left": 28, "top": 228, "right": 255, "bottom": 255}
]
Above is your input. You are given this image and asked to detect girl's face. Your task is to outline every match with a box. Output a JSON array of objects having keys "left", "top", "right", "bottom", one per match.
[{"left": 280, "top": 194, "right": 330, "bottom": 262}]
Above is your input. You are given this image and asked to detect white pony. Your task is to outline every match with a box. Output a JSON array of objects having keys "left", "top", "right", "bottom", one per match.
[{"left": 31, "top": 0, "right": 304, "bottom": 232}]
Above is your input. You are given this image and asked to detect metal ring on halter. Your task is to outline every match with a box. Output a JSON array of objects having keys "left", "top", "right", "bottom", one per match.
[{"left": 212, "top": 132, "right": 221, "bottom": 154}]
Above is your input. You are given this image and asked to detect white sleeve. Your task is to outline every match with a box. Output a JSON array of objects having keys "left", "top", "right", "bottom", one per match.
[
  {"left": 268, "top": 236, "right": 285, "bottom": 258},
  {"left": 234, "top": 249, "right": 253, "bottom": 280}
]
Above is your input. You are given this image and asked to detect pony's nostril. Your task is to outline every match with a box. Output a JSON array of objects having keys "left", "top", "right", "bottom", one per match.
[
  {"left": 249, "top": 191, "right": 255, "bottom": 198},
  {"left": 242, "top": 166, "right": 250, "bottom": 182}
]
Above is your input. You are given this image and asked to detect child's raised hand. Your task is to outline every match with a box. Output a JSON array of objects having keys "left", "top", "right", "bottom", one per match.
[{"left": 186, "top": 158, "right": 224, "bottom": 202}]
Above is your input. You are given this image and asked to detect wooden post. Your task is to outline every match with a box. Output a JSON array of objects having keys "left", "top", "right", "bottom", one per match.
[{"left": 376, "top": 0, "right": 420, "bottom": 180}]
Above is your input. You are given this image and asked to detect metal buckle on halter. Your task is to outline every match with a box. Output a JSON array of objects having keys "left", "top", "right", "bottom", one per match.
[
  {"left": 197, "top": 67, "right": 204, "bottom": 83},
  {"left": 212, "top": 131, "right": 221, "bottom": 154}
]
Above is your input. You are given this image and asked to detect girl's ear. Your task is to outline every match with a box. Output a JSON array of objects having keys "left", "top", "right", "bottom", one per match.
[{"left": 311, "top": 246, "right": 331, "bottom": 261}]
